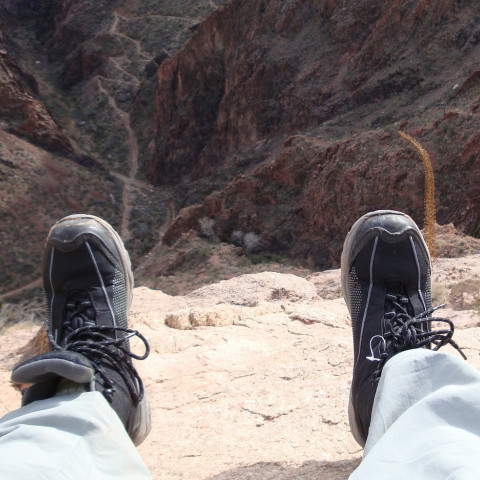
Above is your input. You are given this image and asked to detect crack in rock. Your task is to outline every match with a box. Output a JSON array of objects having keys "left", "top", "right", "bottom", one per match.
[
  {"left": 231, "top": 373, "right": 257, "bottom": 381},
  {"left": 319, "top": 415, "right": 341, "bottom": 426},
  {"left": 242, "top": 407, "right": 295, "bottom": 421},
  {"left": 196, "top": 391, "right": 224, "bottom": 401},
  {"left": 290, "top": 315, "right": 342, "bottom": 329}
]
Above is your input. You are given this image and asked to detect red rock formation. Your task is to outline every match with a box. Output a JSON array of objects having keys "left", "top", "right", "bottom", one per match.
[
  {"left": 0, "top": 50, "right": 72, "bottom": 153},
  {"left": 61, "top": 47, "right": 105, "bottom": 87},
  {"left": 151, "top": 0, "right": 472, "bottom": 182},
  {"left": 163, "top": 111, "right": 480, "bottom": 267},
  {"left": 152, "top": 0, "right": 480, "bottom": 266}
]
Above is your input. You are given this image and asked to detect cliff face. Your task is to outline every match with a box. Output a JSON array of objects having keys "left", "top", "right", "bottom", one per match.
[
  {"left": 0, "top": 6, "right": 72, "bottom": 153},
  {"left": 0, "top": 0, "right": 225, "bottom": 295},
  {"left": 152, "top": 0, "right": 480, "bottom": 266},
  {"left": 0, "top": 52, "right": 72, "bottom": 153},
  {"left": 1, "top": 0, "right": 479, "bottom": 292}
]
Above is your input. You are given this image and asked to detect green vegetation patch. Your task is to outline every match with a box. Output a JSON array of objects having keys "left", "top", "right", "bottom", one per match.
[
  {"left": 119, "top": 0, "right": 220, "bottom": 18},
  {"left": 118, "top": 15, "right": 196, "bottom": 55}
]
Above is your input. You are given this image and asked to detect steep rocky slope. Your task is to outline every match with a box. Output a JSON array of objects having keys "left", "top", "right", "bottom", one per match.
[
  {"left": 1, "top": 0, "right": 479, "bottom": 300},
  {"left": 151, "top": 0, "right": 480, "bottom": 267},
  {"left": 0, "top": 0, "right": 225, "bottom": 295},
  {"left": 0, "top": 6, "right": 120, "bottom": 292},
  {"left": 0, "top": 51, "right": 71, "bottom": 153}
]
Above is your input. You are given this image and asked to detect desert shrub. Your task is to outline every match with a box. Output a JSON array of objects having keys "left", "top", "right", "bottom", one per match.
[
  {"left": 230, "top": 230, "right": 262, "bottom": 252},
  {"left": 243, "top": 232, "right": 261, "bottom": 253},
  {"left": 431, "top": 282, "right": 448, "bottom": 306},
  {"left": 231, "top": 230, "right": 244, "bottom": 246},
  {"left": 0, "top": 298, "right": 43, "bottom": 332},
  {"left": 246, "top": 252, "right": 290, "bottom": 265},
  {"left": 198, "top": 217, "right": 217, "bottom": 241}
]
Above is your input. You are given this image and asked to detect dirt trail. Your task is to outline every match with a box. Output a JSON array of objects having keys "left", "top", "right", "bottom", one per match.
[
  {"left": 110, "top": 171, "right": 153, "bottom": 190},
  {"left": 99, "top": 7, "right": 194, "bottom": 244},
  {"left": 0, "top": 278, "right": 42, "bottom": 302},
  {"left": 110, "top": 11, "right": 154, "bottom": 62},
  {"left": 91, "top": 5, "right": 225, "bottom": 244},
  {"left": 95, "top": 77, "right": 138, "bottom": 241}
]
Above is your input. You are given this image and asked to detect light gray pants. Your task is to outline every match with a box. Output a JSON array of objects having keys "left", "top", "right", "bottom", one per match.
[
  {"left": 0, "top": 391, "right": 151, "bottom": 479},
  {"left": 351, "top": 349, "right": 480, "bottom": 479},
  {"left": 1, "top": 351, "right": 479, "bottom": 479}
]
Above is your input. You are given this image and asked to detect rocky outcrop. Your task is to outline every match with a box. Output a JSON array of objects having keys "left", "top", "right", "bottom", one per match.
[
  {"left": 24, "top": 0, "right": 103, "bottom": 62},
  {"left": 0, "top": 49, "right": 72, "bottom": 153},
  {"left": 151, "top": 0, "right": 475, "bottom": 183},
  {"left": 152, "top": 0, "right": 480, "bottom": 267},
  {"left": 162, "top": 124, "right": 480, "bottom": 268},
  {"left": 0, "top": 0, "right": 232, "bottom": 295},
  {"left": 60, "top": 47, "right": 105, "bottom": 87},
  {"left": 2, "top": 256, "right": 480, "bottom": 479},
  {"left": 0, "top": 5, "right": 72, "bottom": 152}
]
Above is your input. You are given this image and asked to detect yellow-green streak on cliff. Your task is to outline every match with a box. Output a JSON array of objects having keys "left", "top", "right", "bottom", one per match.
[{"left": 398, "top": 131, "right": 436, "bottom": 258}]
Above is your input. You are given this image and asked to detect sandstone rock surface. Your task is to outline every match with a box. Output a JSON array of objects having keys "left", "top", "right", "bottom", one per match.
[{"left": 1, "top": 255, "right": 480, "bottom": 479}]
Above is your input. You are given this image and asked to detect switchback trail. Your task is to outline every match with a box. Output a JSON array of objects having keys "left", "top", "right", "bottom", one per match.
[{"left": 95, "top": 78, "right": 138, "bottom": 242}]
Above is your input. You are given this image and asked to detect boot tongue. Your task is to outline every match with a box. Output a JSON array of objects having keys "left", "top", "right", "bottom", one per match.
[
  {"left": 63, "top": 291, "right": 96, "bottom": 336},
  {"left": 384, "top": 282, "right": 414, "bottom": 317}
]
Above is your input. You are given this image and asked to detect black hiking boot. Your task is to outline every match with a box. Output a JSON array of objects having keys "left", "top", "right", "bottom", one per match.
[
  {"left": 12, "top": 214, "right": 151, "bottom": 446},
  {"left": 341, "top": 210, "right": 465, "bottom": 447}
]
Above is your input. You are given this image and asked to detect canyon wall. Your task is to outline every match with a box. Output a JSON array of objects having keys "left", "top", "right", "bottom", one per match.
[{"left": 152, "top": 0, "right": 480, "bottom": 266}]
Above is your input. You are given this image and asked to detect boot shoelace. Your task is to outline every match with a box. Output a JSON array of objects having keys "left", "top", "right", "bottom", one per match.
[
  {"left": 368, "top": 293, "right": 466, "bottom": 383},
  {"left": 63, "top": 298, "right": 95, "bottom": 334},
  {"left": 46, "top": 298, "right": 150, "bottom": 405}
]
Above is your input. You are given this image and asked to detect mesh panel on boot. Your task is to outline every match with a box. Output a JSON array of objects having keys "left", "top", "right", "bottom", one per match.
[
  {"left": 113, "top": 269, "right": 128, "bottom": 329},
  {"left": 349, "top": 266, "right": 362, "bottom": 331}
]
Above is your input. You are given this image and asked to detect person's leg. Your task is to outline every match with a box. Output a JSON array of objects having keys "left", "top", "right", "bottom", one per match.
[
  {"left": 351, "top": 349, "right": 480, "bottom": 479},
  {"left": 4, "top": 214, "right": 151, "bottom": 477},
  {"left": 0, "top": 392, "right": 150, "bottom": 479},
  {"left": 341, "top": 210, "right": 475, "bottom": 478}
]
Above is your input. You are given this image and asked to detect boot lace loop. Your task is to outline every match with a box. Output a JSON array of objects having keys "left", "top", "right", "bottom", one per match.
[
  {"left": 370, "top": 293, "right": 466, "bottom": 382},
  {"left": 45, "top": 295, "right": 150, "bottom": 405}
]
